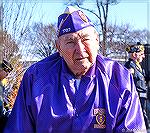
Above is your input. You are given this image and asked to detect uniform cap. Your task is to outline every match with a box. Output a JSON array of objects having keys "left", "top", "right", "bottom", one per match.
[
  {"left": 126, "top": 42, "right": 145, "bottom": 53},
  {"left": 57, "top": 6, "right": 94, "bottom": 37}
]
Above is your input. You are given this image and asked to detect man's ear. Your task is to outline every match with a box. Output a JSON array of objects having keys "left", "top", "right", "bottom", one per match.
[
  {"left": 55, "top": 39, "right": 63, "bottom": 57},
  {"left": 55, "top": 39, "right": 61, "bottom": 52},
  {"left": 96, "top": 34, "right": 99, "bottom": 43},
  {"left": 132, "top": 52, "right": 137, "bottom": 58},
  {"left": 95, "top": 33, "right": 100, "bottom": 50}
]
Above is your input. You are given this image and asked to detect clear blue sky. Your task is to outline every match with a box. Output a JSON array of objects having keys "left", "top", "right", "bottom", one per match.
[{"left": 30, "top": 0, "right": 150, "bottom": 31}]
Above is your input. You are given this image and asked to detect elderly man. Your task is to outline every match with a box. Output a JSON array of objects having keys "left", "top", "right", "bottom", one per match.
[
  {"left": 4, "top": 6, "right": 146, "bottom": 133},
  {"left": 125, "top": 42, "right": 149, "bottom": 129}
]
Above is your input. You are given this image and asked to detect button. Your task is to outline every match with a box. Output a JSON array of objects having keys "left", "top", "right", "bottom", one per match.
[
  {"left": 74, "top": 108, "right": 78, "bottom": 117},
  {"left": 75, "top": 112, "right": 78, "bottom": 117}
]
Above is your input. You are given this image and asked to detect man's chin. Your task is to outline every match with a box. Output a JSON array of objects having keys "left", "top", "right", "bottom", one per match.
[{"left": 76, "top": 62, "right": 92, "bottom": 70}]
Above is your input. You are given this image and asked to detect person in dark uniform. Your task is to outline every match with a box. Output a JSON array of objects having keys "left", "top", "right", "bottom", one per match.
[
  {"left": 125, "top": 42, "right": 149, "bottom": 129},
  {"left": 0, "top": 59, "right": 13, "bottom": 133}
]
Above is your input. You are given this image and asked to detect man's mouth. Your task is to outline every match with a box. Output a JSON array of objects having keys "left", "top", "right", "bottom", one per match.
[
  {"left": 76, "top": 57, "right": 88, "bottom": 61},
  {"left": 76, "top": 57, "right": 85, "bottom": 60}
]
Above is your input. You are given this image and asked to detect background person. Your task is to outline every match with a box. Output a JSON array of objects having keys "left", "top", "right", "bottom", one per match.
[
  {"left": 125, "top": 42, "right": 149, "bottom": 129},
  {"left": 0, "top": 59, "right": 13, "bottom": 133},
  {"left": 4, "top": 6, "right": 146, "bottom": 133}
]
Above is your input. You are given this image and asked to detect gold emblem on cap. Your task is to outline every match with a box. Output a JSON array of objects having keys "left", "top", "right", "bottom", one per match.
[
  {"left": 78, "top": 10, "right": 89, "bottom": 23},
  {"left": 139, "top": 45, "right": 144, "bottom": 51}
]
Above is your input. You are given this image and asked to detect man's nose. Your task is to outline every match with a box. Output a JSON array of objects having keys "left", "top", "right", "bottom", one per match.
[{"left": 75, "top": 40, "right": 86, "bottom": 53}]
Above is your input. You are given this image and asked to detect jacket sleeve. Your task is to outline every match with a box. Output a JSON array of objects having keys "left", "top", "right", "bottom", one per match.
[
  {"left": 4, "top": 68, "right": 36, "bottom": 133},
  {"left": 114, "top": 74, "right": 147, "bottom": 133}
]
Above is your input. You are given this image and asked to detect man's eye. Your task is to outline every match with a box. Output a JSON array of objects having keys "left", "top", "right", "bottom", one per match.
[
  {"left": 66, "top": 41, "right": 74, "bottom": 45},
  {"left": 82, "top": 38, "right": 90, "bottom": 42}
]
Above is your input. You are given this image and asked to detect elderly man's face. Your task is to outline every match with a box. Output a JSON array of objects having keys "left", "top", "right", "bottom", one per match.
[{"left": 56, "top": 27, "right": 99, "bottom": 77}]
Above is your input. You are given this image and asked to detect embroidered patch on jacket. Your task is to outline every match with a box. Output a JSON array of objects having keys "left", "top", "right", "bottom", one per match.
[{"left": 93, "top": 108, "right": 106, "bottom": 129}]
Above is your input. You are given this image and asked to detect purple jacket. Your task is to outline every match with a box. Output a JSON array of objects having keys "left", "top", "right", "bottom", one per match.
[{"left": 4, "top": 52, "right": 146, "bottom": 133}]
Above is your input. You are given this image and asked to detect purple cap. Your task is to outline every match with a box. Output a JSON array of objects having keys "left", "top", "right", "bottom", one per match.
[{"left": 57, "top": 6, "right": 94, "bottom": 37}]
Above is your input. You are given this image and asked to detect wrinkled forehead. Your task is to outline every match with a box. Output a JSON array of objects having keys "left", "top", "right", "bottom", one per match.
[{"left": 59, "top": 26, "right": 96, "bottom": 40}]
